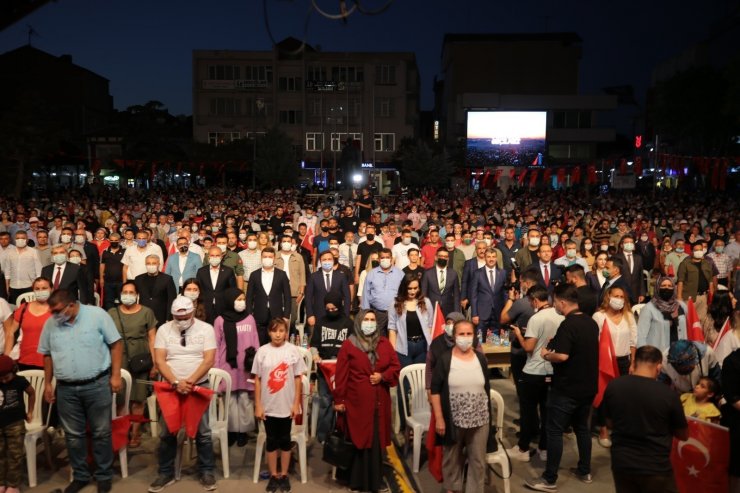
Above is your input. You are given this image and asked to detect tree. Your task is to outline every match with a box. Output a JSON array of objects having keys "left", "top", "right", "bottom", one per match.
[
  {"left": 254, "top": 126, "right": 298, "bottom": 188},
  {"left": 395, "top": 137, "right": 453, "bottom": 187}
]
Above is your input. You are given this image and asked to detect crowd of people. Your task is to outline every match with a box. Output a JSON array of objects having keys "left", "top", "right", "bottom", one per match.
[{"left": 0, "top": 184, "right": 738, "bottom": 493}]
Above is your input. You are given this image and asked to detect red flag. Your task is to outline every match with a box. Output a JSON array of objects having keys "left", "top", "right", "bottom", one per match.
[
  {"left": 529, "top": 170, "right": 538, "bottom": 187},
  {"left": 431, "top": 302, "right": 446, "bottom": 339},
  {"left": 671, "top": 417, "right": 730, "bottom": 493},
  {"left": 153, "top": 382, "right": 214, "bottom": 439},
  {"left": 492, "top": 169, "right": 503, "bottom": 184},
  {"left": 587, "top": 164, "right": 597, "bottom": 184},
  {"left": 620, "top": 158, "right": 627, "bottom": 175},
  {"left": 712, "top": 317, "right": 736, "bottom": 365},
  {"left": 571, "top": 166, "right": 581, "bottom": 184},
  {"left": 184, "top": 386, "right": 214, "bottom": 438},
  {"left": 634, "top": 157, "right": 642, "bottom": 176},
  {"left": 686, "top": 298, "right": 705, "bottom": 342},
  {"left": 481, "top": 169, "right": 491, "bottom": 188},
  {"left": 301, "top": 227, "right": 315, "bottom": 255},
  {"left": 426, "top": 413, "right": 443, "bottom": 482},
  {"left": 517, "top": 169, "right": 527, "bottom": 185},
  {"left": 318, "top": 360, "right": 338, "bottom": 398},
  {"left": 542, "top": 168, "right": 552, "bottom": 184},
  {"left": 556, "top": 167, "right": 566, "bottom": 185},
  {"left": 509, "top": 168, "right": 516, "bottom": 179},
  {"left": 593, "top": 319, "right": 620, "bottom": 408}
]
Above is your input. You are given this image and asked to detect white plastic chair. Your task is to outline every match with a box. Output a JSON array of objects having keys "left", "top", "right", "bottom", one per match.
[
  {"left": 94, "top": 292, "right": 101, "bottom": 307},
  {"left": 252, "top": 374, "right": 310, "bottom": 484},
  {"left": 398, "top": 364, "right": 430, "bottom": 473},
  {"left": 114, "top": 369, "right": 133, "bottom": 478},
  {"left": 147, "top": 394, "right": 159, "bottom": 437},
  {"left": 19, "top": 369, "right": 54, "bottom": 488},
  {"left": 296, "top": 346, "right": 313, "bottom": 376},
  {"left": 632, "top": 303, "right": 645, "bottom": 320},
  {"left": 486, "top": 389, "right": 511, "bottom": 493},
  {"left": 15, "top": 291, "right": 36, "bottom": 306}
]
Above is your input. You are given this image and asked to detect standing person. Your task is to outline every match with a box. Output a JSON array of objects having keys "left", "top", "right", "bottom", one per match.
[
  {"left": 213, "top": 288, "right": 260, "bottom": 447},
  {"left": 3, "top": 231, "right": 42, "bottom": 303},
  {"left": 354, "top": 224, "right": 382, "bottom": 285},
  {"left": 38, "top": 289, "right": 123, "bottom": 493},
  {"left": 35, "top": 229, "right": 52, "bottom": 267},
  {"left": 135, "top": 255, "right": 177, "bottom": 326},
  {"left": 42, "top": 246, "right": 92, "bottom": 305},
  {"left": 721, "top": 348, "right": 740, "bottom": 492},
  {"left": 3, "top": 277, "right": 52, "bottom": 370},
  {"left": 109, "top": 281, "right": 157, "bottom": 448},
  {"left": 614, "top": 235, "right": 645, "bottom": 304},
  {"left": 586, "top": 252, "right": 609, "bottom": 292},
  {"left": 461, "top": 241, "right": 489, "bottom": 314},
  {"left": 305, "top": 250, "right": 351, "bottom": 329},
  {"left": 245, "top": 248, "right": 292, "bottom": 345},
  {"left": 637, "top": 277, "right": 688, "bottom": 352},
  {"left": 360, "top": 249, "right": 405, "bottom": 336},
  {"left": 274, "top": 235, "right": 307, "bottom": 325},
  {"left": 602, "top": 345, "right": 689, "bottom": 493},
  {"left": 99, "top": 233, "right": 125, "bottom": 310},
  {"left": 526, "top": 283, "right": 599, "bottom": 491},
  {"left": 421, "top": 248, "right": 460, "bottom": 317},
  {"left": 471, "top": 248, "right": 507, "bottom": 341},
  {"left": 164, "top": 236, "right": 201, "bottom": 293},
  {"left": 424, "top": 311, "right": 466, "bottom": 399},
  {"left": 677, "top": 242, "right": 716, "bottom": 322},
  {"left": 149, "top": 295, "right": 217, "bottom": 492},
  {"left": 388, "top": 274, "right": 434, "bottom": 367},
  {"left": 252, "top": 318, "right": 306, "bottom": 493},
  {"left": 430, "top": 320, "right": 491, "bottom": 493},
  {"left": 121, "top": 230, "right": 163, "bottom": 282},
  {"left": 181, "top": 278, "right": 208, "bottom": 322},
  {"left": 334, "top": 309, "right": 400, "bottom": 493},
  {"left": 196, "top": 246, "right": 237, "bottom": 324},
  {"left": 402, "top": 248, "right": 424, "bottom": 283},
  {"left": 0, "top": 354, "right": 35, "bottom": 493},
  {"left": 356, "top": 188, "right": 374, "bottom": 222}
]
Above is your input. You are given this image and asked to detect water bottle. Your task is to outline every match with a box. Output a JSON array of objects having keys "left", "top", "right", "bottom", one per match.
[
  {"left": 492, "top": 330, "right": 501, "bottom": 346},
  {"left": 478, "top": 330, "right": 484, "bottom": 346},
  {"left": 501, "top": 329, "right": 510, "bottom": 347}
]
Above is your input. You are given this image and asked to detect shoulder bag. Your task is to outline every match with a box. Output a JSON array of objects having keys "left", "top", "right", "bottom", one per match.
[{"left": 116, "top": 307, "right": 154, "bottom": 374}]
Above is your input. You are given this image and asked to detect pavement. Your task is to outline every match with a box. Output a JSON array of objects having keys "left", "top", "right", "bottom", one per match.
[{"left": 29, "top": 377, "right": 617, "bottom": 493}]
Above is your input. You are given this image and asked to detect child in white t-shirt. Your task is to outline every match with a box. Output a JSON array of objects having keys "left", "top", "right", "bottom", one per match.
[{"left": 252, "top": 318, "right": 306, "bottom": 493}]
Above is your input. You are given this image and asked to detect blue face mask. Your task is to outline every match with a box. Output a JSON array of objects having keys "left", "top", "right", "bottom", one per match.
[
  {"left": 136, "top": 239, "right": 148, "bottom": 248},
  {"left": 321, "top": 262, "right": 334, "bottom": 272}
]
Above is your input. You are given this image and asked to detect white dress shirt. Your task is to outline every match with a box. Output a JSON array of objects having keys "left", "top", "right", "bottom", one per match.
[
  {"left": 3, "top": 247, "right": 42, "bottom": 289},
  {"left": 261, "top": 268, "right": 275, "bottom": 295}
]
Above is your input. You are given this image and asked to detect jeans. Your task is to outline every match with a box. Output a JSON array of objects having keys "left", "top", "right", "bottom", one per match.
[
  {"left": 157, "top": 385, "right": 215, "bottom": 477},
  {"left": 517, "top": 373, "right": 549, "bottom": 451},
  {"left": 316, "top": 370, "right": 334, "bottom": 443},
  {"left": 56, "top": 373, "right": 114, "bottom": 482},
  {"left": 543, "top": 389, "right": 592, "bottom": 484},
  {"left": 396, "top": 339, "right": 427, "bottom": 429},
  {"left": 103, "top": 281, "right": 122, "bottom": 311},
  {"left": 0, "top": 421, "right": 25, "bottom": 487}
]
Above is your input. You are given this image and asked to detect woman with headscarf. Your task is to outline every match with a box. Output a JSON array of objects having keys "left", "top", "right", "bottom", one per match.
[
  {"left": 334, "top": 309, "right": 400, "bottom": 493},
  {"left": 213, "top": 287, "right": 260, "bottom": 447},
  {"left": 637, "top": 276, "right": 688, "bottom": 352}
]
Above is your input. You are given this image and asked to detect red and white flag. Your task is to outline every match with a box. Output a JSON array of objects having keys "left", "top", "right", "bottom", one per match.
[
  {"left": 431, "top": 302, "right": 445, "bottom": 339},
  {"left": 671, "top": 417, "right": 730, "bottom": 493},
  {"left": 686, "top": 298, "right": 705, "bottom": 342},
  {"left": 712, "top": 317, "right": 737, "bottom": 367},
  {"left": 301, "top": 227, "right": 315, "bottom": 255},
  {"left": 593, "top": 319, "right": 619, "bottom": 408},
  {"left": 317, "top": 359, "right": 338, "bottom": 397}
]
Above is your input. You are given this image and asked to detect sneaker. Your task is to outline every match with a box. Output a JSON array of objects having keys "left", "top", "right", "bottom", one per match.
[
  {"left": 507, "top": 445, "right": 531, "bottom": 462},
  {"left": 598, "top": 436, "right": 612, "bottom": 448},
  {"left": 278, "top": 475, "right": 291, "bottom": 493},
  {"left": 266, "top": 475, "right": 280, "bottom": 493},
  {"left": 525, "top": 477, "right": 558, "bottom": 491},
  {"left": 569, "top": 467, "right": 593, "bottom": 484},
  {"left": 237, "top": 432, "right": 249, "bottom": 447},
  {"left": 537, "top": 449, "right": 548, "bottom": 461},
  {"left": 97, "top": 479, "right": 112, "bottom": 493},
  {"left": 65, "top": 480, "right": 91, "bottom": 493},
  {"left": 148, "top": 475, "right": 176, "bottom": 493},
  {"left": 199, "top": 473, "right": 217, "bottom": 491}
]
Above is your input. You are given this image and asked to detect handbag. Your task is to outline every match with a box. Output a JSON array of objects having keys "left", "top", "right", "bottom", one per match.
[
  {"left": 116, "top": 307, "right": 154, "bottom": 374},
  {"left": 322, "top": 413, "right": 355, "bottom": 470},
  {"left": 243, "top": 346, "right": 257, "bottom": 372}
]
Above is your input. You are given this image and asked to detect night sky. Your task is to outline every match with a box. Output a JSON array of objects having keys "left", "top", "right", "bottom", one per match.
[{"left": 0, "top": 0, "right": 728, "bottom": 116}]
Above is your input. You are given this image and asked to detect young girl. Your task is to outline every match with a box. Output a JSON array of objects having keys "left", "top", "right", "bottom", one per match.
[
  {"left": 681, "top": 377, "right": 721, "bottom": 423},
  {"left": 0, "top": 354, "right": 35, "bottom": 493},
  {"left": 252, "top": 318, "right": 307, "bottom": 493}
]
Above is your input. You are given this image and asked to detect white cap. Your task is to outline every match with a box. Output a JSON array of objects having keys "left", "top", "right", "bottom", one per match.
[{"left": 171, "top": 295, "right": 194, "bottom": 315}]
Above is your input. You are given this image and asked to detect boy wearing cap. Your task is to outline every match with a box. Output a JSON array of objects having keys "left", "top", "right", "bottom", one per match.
[{"left": 0, "top": 354, "right": 35, "bottom": 493}]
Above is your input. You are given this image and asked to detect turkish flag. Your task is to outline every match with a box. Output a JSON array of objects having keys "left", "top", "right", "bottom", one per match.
[
  {"left": 587, "top": 165, "right": 597, "bottom": 184},
  {"left": 671, "top": 417, "right": 730, "bottom": 493},
  {"left": 492, "top": 169, "right": 503, "bottom": 184},
  {"left": 593, "top": 319, "right": 620, "bottom": 408},
  {"left": 301, "top": 227, "right": 315, "bottom": 255},
  {"left": 556, "top": 167, "right": 566, "bottom": 185},
  {"left": 634, "top": 157, "right": 642, "bottom": 176},
  {"left": 542, "top": 168, "right": 552, "bottom": 184},
  {"left": 517, "top": 169, "right": 528, "bottom": 185},
  {"left": 153, "top": 382, "right": 214, "bottom": 439},
  {"left": 317, "top": 360, "right": 338, "bottom": 398},
  {"left": 686, "top": 298, "right": 705, "bottom": 342},
  {"left": 426, "top": 413, "right": 444, "bottom": 482},
  {"left": 571, "top": 166, "right": 581, "bottom": 184},
  {"left": 712, "top": 318, "right": 736, "bottom": 366},
  {"left": 509, "top": 168, "right": 516, "bottom": 179},
  {"left": 529, "top": 170, "right": 538, "bottom": 187},
  {"left": 431, "top": 302, "right": 446, "bottom": 339}
]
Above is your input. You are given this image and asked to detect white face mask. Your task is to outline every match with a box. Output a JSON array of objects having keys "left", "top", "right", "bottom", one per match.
[
  {"left": 120, "top": 293, "right": 137, "bottom": 306},
  {"left": 53, "top": 253, "right": 67, "bottom": 265},
  {"left": 262, "top": 257, "right": 274, "bottom": 268},
  {"left": 68, "top": 256, "right": 82, "bottom": 265},
  {"left": 75, "top": 235, "right": 86, "bottom": 244},
  {"left": 360, "top": 321, "right": 377, "bottom": 335},
  {"left": 455, "top": 336, "right": 473, "bottom": 351},
  {"left": 146, "top": 264, "right": 159, "bottom": 274},
  {"left": 34, "top": 289, "right": 51, "bottom": 302},
  {"left": 600, "top": 245, "right": 609, "bottom": 252},
  {"left": 217, "top": 244, "right": 227, "bottom": 253},
  {"left": 175, "top": 318, "right": 194, "bottom": 332},
  {"left": 379, "top": 258, "right": 392, "bottom": 269},
  {"left": 149, "top": 223, "right": 157, "bottom": 229},
  {"left": 402, "top": 237, "right": 411, "bottom": 245},
  {"left": 239, "top": 234, "right": 247, "bottom": 241},
  {"left": 60, "top": 234, "right": 72, "bottom": 244},
  {"left": 693, "top": 250, "right": 704, "bottom": 259},
  {"left": 623, "top": 242, "right": 635, "bottom": 252},
  {"left": 444, "top": 323, "right": 454, "bottom": 337},
  {"left": 281, "top": 242, "right": 292, "bottom": 252},
  {"left": 234, "top": 300, "right": 246, "bottom": 312},
  {"left": 609, "top": 297, "right": 625, "bottom": 311},
  {"left": 184, "top": 290, "right": 199, "bottom": 301},
  {"left": 584, "top": 243, "right": 593, "bottom": 251},
  {"left": 15, "top": 238, "right": 26, "bottom": 248},
  {"left": 209, "top": 257, "right": 221, "bottom": 267},
  {"left": 247, "top": 240, "right": 258, "bottom": 250},
  {"left": 529, "top": 237, "right": 540, "bottom": 247}
]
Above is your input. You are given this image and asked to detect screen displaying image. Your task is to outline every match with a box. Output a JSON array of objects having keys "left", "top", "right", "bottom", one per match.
[{"left": 466, "top": 111, "right": 547, "bottom": 166}]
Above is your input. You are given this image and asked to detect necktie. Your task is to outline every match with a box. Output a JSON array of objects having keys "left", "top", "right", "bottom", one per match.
[
  {"left": 347, "top": 244, "right": 354, "bottom": 272},
  {"left": 626, "top": 253, "right": 633, "bottom": 273},
  {"left": 54, "top": 266, "right": 61, "bottom": 290},
  {"left": 489, "top": 269, "right": 495, "bottom": 288},
  {"left": 325, "top": 273, "right": 331, "bottom": 292},
  {"left": 543, "top": 264, "right": 550, "bottom": 286},
  {"left": 439, "top": 269, "right": 445, "bottom": 293}
]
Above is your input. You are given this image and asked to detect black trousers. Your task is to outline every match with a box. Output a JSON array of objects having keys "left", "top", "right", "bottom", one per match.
[
  {"left": 517, "top": 372, "right": 549, "bottom": 451},
  {"left": 613, "top": 472, "right": 678, "bottom": 493}
]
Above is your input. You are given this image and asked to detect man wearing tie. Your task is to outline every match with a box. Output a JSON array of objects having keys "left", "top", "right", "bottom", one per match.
[
  {"left": 42, "top": 244, "right": 93, "bottom": 305},
  {"left": 420, "top": 247, "right": 460, "bottom": 316},
  {"left": 524, "top": 244, "right": 563, "bottom": 294},
  {"left": 614, "top": 235, "right": 645, "bottom": 304},
  {"left": 245, "top": 247, "right": 292, "bottom": 345},
  {"left": 305, "top": 250, "right": 351, "bottom": 328},
  {"left": 471, "top": 248, "right": 507, "bottom": 341}
]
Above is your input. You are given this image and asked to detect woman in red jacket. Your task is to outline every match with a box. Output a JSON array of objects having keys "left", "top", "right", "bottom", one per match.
[{"left": 334, "top": 308, "right": 400, "bottom": 492}]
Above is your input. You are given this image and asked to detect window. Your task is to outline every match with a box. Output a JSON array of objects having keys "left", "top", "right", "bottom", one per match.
[
  {"left": 208, "top": 132, "right": 241, "bottom": 146},
  {"left": 306, "top": 132, "right": 324, "bottom": 151},
  {"left": 375, "top": 64, "right": 396, "bottom": 84},
  {"left": 310, "top": 98, "right": 322, "bottom": 117},
  {"left": 278, "top": 110, "right": 303, "bottom": 125},
  {"left": 306, "top": 65, "right": 326, "bottom": 81},
  {"left": 331, "top": 133, "right": 363, "bottom": 151},
  {"left": 349, "top": 98, "right": 361, "bottom": 117},
  {"left": 244, "top": 65, "right": 273, "bottom": 83},
  {"left": 375, "top": 98, "right": 394, "bottom": 117},
  {"left": 374, "top": 133, "right": 395, "bottom": 152},
  {"left": 278, "top": 76, "right": 302, "bottom": 92},
  {"left": 553, "top": 111, "right": 592, "bottom": 129},
  {"left": 208, "top": 65, "right": 240, "bottom": 80},
  {"left": 209, "top": 97, "right": 242, "bottom": 116},
  {"left": 331, "top": 66, "right": 364, "bottom": 83},
  {"left": 246, "top": 132, "right": 266, "bottom": 139}
]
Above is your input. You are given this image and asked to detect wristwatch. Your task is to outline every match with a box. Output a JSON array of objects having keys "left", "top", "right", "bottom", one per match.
[{"left": 171, "top": 380, "right": 179, "bottom": 388}]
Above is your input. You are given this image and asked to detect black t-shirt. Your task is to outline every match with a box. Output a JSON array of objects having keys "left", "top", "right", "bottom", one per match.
[
  {"left": 311, "top": 316, "right": 352, "bottom": 360},
  {"left": 602, "top": 375, "right": 687, "bottom": 474},
  {"left": 0, "top": 375, "right": 30, "bottom": 424},
  {"left": 576, "top": 285, "right": 599, "bottom": 317},
  {"left": 357, "top": 241, "right": 383, "bottom": 268},
  {"left": 339, "top": 216, "right": 359, "bottom": 234},
  {"left": 406, "top": 310, "right": 423, "bottom": 338},
  {"left": 548, "top": 312, "right": 599, "bottom": 400},
  {"left": 358, "top": 195, "right": 373, "bottom": 220},
  {"left": 101, "top": 248, "right": 125, "bottom": 282},
  {"left": 403, "top": 265, "right": 424, "bottom": 282}
]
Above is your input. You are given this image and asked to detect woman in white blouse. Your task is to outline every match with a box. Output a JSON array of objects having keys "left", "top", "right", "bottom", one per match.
[{"left": 592, "top": 285, "right": 637, "bottom": 447}]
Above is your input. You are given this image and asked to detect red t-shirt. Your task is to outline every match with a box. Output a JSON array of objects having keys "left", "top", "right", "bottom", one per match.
[{"left": 14, "top": 305, "right": 51, "bottom": 368}]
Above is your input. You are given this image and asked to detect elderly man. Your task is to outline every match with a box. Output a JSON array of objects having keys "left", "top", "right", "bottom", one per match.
[
  {"left": 41, "top": 245, "right": 93, "bottom": 305},
  {"left": 121, "top": 230, "right": 164, "bottom": 281},
  {"left": 38, "top": 289, "right": 122, "bottom": 493},
  {"left": 135, "top": 255, "right": 177, "bottom": 326},
  {"left": 149, "top": 296, "right": 217, "bottom": 492},
  {"left": 2, "top": 230, "right": 42, "bottom": 303},
  {"left": 196, "top": 246, "right": 237, "bottom": 324}
]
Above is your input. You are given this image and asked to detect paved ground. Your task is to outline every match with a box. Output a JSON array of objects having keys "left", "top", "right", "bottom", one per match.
[{"left": 29, "top": 377, "right": 617, "bottom": 493}]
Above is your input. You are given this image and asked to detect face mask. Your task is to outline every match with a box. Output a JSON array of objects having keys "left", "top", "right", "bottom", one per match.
[
  {"left": 15, "top": 238, "right": 26, "bottom": 248},
  {"left": 610, "top": 223, "right": 617, "bottom": 229},
  {"left": 566, "top": 249, "right": 576, "bottom": 258},
  {"left": 136, "top": 239, "right": 148, "bottom": 248},
  {"left": 53, "top": 254, "right": 67, "bottom": 265},
  {"left": 321, "top": 261, "right": 334, "bottom": 272},
  {"left": 623, "top": 242, "right": 635, "bottom": 252},
  {"left": 184, "top": 290, "right": 199, "bottom": 301},
  {"left": 361, "top": 321, "right": 377, "bottom": 335},
  {"left": 179, "top": 245, "right": 189, "bottom": 254},
  {"left": 402, "top": 237, "right": 411, "bottom": 245},
  {"left": 455, "top": 336, "right": 473, "bottom": 351},
  {"left": 609, "top": 297, "right": 625, "bottom": 311},
  {"left": 693, "top": 250, "right": 704, "bottom": 259},
  {"left": 327, "top": 309, "right": 340, "bottom": 319},
  {"left": 68, "top": 256, "right": 82, "bottom": 265},
  {"left": 371, "top": 260, "right": 380, "bottom": 268},
  {"left": 529, "top": 237, "right": 540, "bottom": 247},
  {"left": 149, "top": 223, "right": 157, "bottom": 229},
  {"left": 262, "top": 258, "right": 274, "bottom": 268},
  {"left": 484, "top": 238, "right": 492, "bottom": 246},
  {"left": 239, "top": 233, "right": 247, "bottom": 241},
  {"left": 658, "top": 288, "right": 673, "bottom": 301},
  {"left": 436, "top": 259, "right": 448, "bottom": 268},
  {"left": 217, "top": 244, "right": 227, "bottom": 253},
  {"left": 110, "top": 241, "right": 119, "bottom": 249},
  {"left": 602, "top": 269, "right": 611, "bottom": 279},
  {"left": 584, "top": 243, "right": 593, "bottom": 251},
  {"left": 600, "top": 245, "right": 609, "bottom": 252},
  {"left": 379, "top": 258, "right": 392, "bottom": 269},
  {"left": 53, "top": 309, "right": 71, "bottom": 325},
  {"left": 191, "top": 225, "right": 199, "bottom": 232},
  {"left": 281, "top": 242, "right": 292, "bottom": 252},
  {"left": 640, "top": 235, "right": 649, "bottom": 242},
  {"left": 247, "top": 240, "right": 257, "bottom": 250},
  {"left": 146, "top": 264, "right": 159, "bottom": 274},
  {"left": 290, "top": 244, "right": 297, "bottom": 252},
  {"left": 234, "top": 300, "right": 246, "bottom": 312},
  {"left": 212, "top": 226, "right": 220, "bottom": 233},
  {"left": 445, "top": 241, "right": 456, "bottom": 249},
  {"left": 366, "top": 233, "right": 375, "bottom": 241},
  {"left": 209, "top": 257, "right": 221, "bottom": 267},
  {"left": 444, "top": 323, "right": 454, "bottom": 337},
  {"left": 716, "top": 246, "right": 724, "bottom": 254},
  {"left": 60, "top": 234, "right": 72, "bottom": 244},
  {"left": 675, "top": 247, "right": 685, "bottom": 254},
  {"left": 34, "top": 289, "right": 51, "bottom": 302},
  {"left": 463, "top": 238, "right": 472, "bottom": 245},
  {"left": 121, "top": 293, "right": 137, "bottom": 306},
  {"left": 175, "top": 318, "right": 193, "bottom": 332},
  {"left": 321, "top": 226, "right": 329, "bottom": 233}
]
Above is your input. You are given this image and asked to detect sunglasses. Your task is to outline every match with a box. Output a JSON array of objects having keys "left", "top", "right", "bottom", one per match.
[{"left": 180, "top": 331, "right": 188, "bottom": 347}]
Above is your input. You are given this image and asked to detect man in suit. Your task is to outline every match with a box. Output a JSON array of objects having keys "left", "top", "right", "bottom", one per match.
[
  {"left": 421, "top": 247, "right": 460, "bottom": 317},
  {"left": 245, "top": 247, "right": 292, "bottom": 345},
  {"left": 274, "top": 235, "right": 307, "bottom": 324},
  {"left": 461, "top": 241, "right": 492, "bottom": 312},
  {"left": 305, "top": 250, "right": 351, "bottom": 328},
  {"left": 614, "top": 235, "right": 645, "bottom": 304},
  {"left": 196, "top": 245, "right": 237, "bottom": 324},
  {"left": 471, "top": 248, "right": 507, "bottom": 340},
  {"left": 74, "top": 227, "right": 100, "bottom": 297},
  {"left": 524, "top": 244, "right": 563, "bottom": 294},
  {"left": 164, "top": 236, "right": 202, "bottom": 292},
  {"left": 135, "top": 255, "right": 177, "bottom": 326},
  {"left": 601, "top": 257, "right": 634, "bottom": 304},
  {"left": 42, "top": 244, "right": 93, "bottom": 304}
]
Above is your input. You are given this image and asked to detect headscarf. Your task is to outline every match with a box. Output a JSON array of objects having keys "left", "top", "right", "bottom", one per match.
[
  {"left": 220, "top": 287, "right": 246, "bottom": 369},
  {"left": 349, "top": 309, "right": 380, "bottom": 366},
  {"left": 651, "top": 276, "right": 680, "bottom": 315}
]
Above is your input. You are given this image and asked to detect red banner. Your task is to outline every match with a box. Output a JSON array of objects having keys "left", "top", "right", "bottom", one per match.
[
  {"left": 517, "top": 169, "right": 527, "bottom": 185},
  {"left": 318, "top": 360, "right": 338, "bottom": 400},
  {"left": 594, "top": 319, "right": 619, "bottom": 408},
  {"left": 529, "top": 170, "right": 538, "bottom": 187},
  {"left": 301, "top": 227, "right": 315, "bottom": 255},
  {"left": 571, "top": 166, "right": 581, "bottom": 184},
  {"left": 671, "top": 417, "right": 730, "bottom": 493},
  {"left": 587, "top": 165, "right": 597, "bottom": 184},
  {"left": 634, "top": 157, "right": 642, "bottom": 176},
  {"left": 556, "top": 167, "right": 566, "bottom": 185},
  {"left": 153, "top": 382, "right": 214, "bottom": 439}
]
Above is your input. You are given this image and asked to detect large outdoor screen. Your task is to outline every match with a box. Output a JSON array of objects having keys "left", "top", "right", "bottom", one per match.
[{"left": 466, "top": 111, "right": 547, "bottom": 166}]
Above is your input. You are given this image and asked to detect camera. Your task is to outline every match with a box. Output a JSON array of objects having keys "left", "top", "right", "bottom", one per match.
[{"left": 504, "top": 259, "right": 521, "bottom": 292}]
